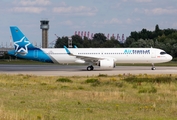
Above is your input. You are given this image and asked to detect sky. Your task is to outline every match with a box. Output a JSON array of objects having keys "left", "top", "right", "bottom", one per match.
[{"left": 0, "top": 0, "right": 177, "bottom": 47}]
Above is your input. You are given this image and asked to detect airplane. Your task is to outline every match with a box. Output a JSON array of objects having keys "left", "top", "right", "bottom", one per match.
[{"left": 8, "top": 26, "right": 172, "bottom": 71}]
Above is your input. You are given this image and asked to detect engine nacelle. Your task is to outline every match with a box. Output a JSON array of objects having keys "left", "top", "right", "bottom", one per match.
[{"left": 98, "top": 59, "right": 115, "bottom": 68}]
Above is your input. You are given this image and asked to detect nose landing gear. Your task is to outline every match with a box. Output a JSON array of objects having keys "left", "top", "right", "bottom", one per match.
[{"left": 151, "top": 63, "right": 156, "bottom": 70}]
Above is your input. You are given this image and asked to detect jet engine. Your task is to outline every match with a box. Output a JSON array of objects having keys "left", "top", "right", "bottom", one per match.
[{"left": 98, "top": 59, "right": 115, "bottom": 68}]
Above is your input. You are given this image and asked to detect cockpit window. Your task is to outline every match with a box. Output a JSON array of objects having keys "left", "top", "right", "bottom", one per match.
[{"left": 160, "top": 51, "right": 167, "bottom": 55}]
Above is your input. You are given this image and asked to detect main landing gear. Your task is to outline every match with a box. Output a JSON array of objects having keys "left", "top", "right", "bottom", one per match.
[
  {"left": 87, "top": 65, "right": 94, "bottom": 71},
  {"left": 151, "top": 63, "right": 156, "bottom": 70}
]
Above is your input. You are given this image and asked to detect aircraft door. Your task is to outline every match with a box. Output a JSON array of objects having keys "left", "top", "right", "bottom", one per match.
[
  {"left": 151, "top": 49, "right": 156, "bottom": 58},
  {"left": 34, "top": 50, "right": 38, "bottom": 58}
]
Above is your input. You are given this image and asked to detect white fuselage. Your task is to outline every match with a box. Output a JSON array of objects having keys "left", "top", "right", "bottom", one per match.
[{"left": 41, "top": 48, "right": 172, "bottom": 64}]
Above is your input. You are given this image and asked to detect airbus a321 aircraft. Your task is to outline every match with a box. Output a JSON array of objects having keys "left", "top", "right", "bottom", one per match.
[{"left": 8, "top": 26, "right": 172, "bottom": 71}]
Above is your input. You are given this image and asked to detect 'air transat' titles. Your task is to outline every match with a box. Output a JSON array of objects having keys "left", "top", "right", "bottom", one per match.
[{"left": 124, "top": 49, "right": 150, "bottom": 54}]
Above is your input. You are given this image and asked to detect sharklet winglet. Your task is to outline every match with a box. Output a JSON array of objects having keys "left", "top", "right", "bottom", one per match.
[{"left": 64, "top": 46, "right": 73, "bottom": 55}]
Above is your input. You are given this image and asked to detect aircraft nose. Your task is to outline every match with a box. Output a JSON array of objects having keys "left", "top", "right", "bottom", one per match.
[{"left": 167, "top": 54, "right": 173, "bottom": 61}]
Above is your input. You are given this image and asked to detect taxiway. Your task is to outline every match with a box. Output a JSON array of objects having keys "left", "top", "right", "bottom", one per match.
[{"left": 0, "top": 64, "right": 176, "bottom": 76}]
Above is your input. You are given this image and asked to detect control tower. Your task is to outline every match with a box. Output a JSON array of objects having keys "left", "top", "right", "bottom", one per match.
[{"left": 40, "top": 20, "right": 49, "bottom": 48}]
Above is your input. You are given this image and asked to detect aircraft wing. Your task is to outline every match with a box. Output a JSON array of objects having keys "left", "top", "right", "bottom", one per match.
[
  {"left": 73, "top": 54, "right": 105, "bottom": 62},
  {"left": 64, "top": 46, "right": 115, "bottom": 63}
]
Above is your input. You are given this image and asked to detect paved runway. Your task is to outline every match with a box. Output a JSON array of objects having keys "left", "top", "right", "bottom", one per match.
[{"left": 0, "top": 64, "right": 177, "bottom": 76}]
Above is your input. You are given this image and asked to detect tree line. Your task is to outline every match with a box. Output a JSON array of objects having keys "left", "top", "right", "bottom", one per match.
[{"left": 55, "top": 24, "right": 177, "bottom": 58}]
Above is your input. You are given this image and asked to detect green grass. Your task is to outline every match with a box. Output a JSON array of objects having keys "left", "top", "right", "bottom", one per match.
[
  {"left": 56, "top": 78, "right": 73, "bottom": 83},
  {"left": 1, "top": 74, "right": 177, "bottom": 120}
]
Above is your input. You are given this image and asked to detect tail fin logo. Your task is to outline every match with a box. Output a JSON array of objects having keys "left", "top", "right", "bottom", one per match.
[{"left": 14, "top": 36, "right": 31, "bottom": 55}]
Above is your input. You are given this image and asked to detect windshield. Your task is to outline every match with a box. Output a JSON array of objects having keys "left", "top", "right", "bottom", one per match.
[{"left": 160, "top": 51, "right": 167, "bottom": 55}]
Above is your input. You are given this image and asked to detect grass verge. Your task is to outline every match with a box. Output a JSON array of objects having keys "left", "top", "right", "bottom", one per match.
[{"left": 0, "top": 74, "right": 177, "bottom": 120}]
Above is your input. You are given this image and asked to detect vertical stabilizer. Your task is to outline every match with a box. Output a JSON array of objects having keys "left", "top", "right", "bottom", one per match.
[{"left": 10, "top": 26, "right": 36, "bottom": 54}]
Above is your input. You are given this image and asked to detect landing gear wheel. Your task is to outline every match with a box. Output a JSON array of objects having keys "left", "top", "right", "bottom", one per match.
[
  {"left": 151, "top": 63, "right": 156, "bottom": 70},
  {"left": 87, "top": 65, "right": 94, "bottom": 71},
  {"left": 87, "top": 66, "right": 91, "bottom": 71},
  {"left": 151, "top": 67, "right": 156, "bottom": 70}
]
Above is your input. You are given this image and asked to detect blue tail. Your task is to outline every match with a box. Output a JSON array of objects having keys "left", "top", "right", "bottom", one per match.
[
  {"left": 10, "top": 26, "right": 36, "bottom": 55},
  {"left": 8, "top": 26, "right": 54, "bottom": 63}
]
